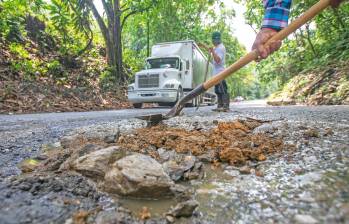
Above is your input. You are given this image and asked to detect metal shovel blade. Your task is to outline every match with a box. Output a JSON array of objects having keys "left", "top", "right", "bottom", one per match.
[
  {"left": 136, "top": 84, "right": 206, "bottom": 126},
  {"left": 136, "top": 113, "right": 165, "bottom": 126}
]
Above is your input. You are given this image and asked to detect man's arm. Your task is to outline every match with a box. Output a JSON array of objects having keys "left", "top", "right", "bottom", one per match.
[
  {"left": 197, "top": 43, "right": 223, "bottom": 64},
  {"left": 252, "top": 0, "right": 347, "bottom": 61},
  {"left": 210, "top": 48, "right": 222, "bottom": 64},
  {"left": 252, "top": 0, "right": 291, "bottom": 61},
  {"left": 262, "top": 0, "right": 292, "bottom": 31}
]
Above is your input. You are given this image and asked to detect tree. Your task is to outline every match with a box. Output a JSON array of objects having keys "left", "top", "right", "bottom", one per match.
[{"left": 76, "top": 0, "right": 158, "bottom": 83}]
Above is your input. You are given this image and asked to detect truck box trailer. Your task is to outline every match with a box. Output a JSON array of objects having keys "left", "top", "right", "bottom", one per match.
[{"left": 127, "top": 40, "right": 216, "bottom": 108}]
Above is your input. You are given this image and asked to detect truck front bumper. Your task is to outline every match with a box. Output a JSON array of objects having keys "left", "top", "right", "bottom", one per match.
[{"left": 128, "top": 89, "right": 178, "bottom": 103}]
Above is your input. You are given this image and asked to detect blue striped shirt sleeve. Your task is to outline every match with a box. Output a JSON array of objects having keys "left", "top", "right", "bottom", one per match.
[{"left": 262, "top": 0, "right": 292, "bottom": 31}]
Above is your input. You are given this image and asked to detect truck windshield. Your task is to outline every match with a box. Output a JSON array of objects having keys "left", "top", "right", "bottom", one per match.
[{"left": 146, "top": 58, "right": 179, "bottom": 69}]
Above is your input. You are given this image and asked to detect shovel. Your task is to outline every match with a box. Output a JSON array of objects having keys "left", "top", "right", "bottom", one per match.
[{"left": 138, "top": 0, "right": 333, "bottom": 126}]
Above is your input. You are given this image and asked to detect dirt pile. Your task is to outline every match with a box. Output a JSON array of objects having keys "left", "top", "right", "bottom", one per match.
[
  {"left": 118, "top": 119, "right": 285, "bottom": 165},
  {"left": 0, "top": 81, "right": 131, "bottom": 114},
  {"left": 0, "top": 38, "right": 131, "bottom": 114},
  {"left": 13, "top": 118, "right": 289, "bottom": 223}
]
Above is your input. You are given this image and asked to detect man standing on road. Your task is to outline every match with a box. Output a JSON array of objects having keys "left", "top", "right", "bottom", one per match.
[
  {"left": 252, "top": 0, "right": 347, "bottom": 60},
  {"left": 210, "top": 31, "right": 230, "bottom": 112}
]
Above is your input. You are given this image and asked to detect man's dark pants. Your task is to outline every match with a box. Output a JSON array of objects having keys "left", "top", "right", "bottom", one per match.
[{"left": 214, "top": 80, "right": 230, "bottom": 109}]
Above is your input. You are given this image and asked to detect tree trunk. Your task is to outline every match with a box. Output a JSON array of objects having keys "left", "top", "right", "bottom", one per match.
[
  {"left": 87, "top": 0, "right": 124, "bottom": 83},
  {"left": 300, "top": 26, "right": 317, "bottom": 57},
  {"left": 114, "top": 0, "right": 123, "bottom": 82}
]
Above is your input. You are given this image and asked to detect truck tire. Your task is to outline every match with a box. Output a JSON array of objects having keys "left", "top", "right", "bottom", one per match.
[
  {"left": 163, "top": 87, "right": 183, "bottom": 107},
  {"left": 133, "top": 103, "right": 143, "bottom": 109},
  {"left": 208, "top": 95, "right": 217, "bottom": 106},
  {"left": 186, "top": 97, "right": 199, "bottom": 107}
]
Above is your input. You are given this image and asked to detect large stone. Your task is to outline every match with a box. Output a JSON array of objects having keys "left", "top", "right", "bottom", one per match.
[
  {"left": 95, "top": 208, "right": 136, "bottom": 224},
  {"left": 103, "top": 154, "right": 174, "bottom": 198},
  {"left": 294, "top": 214, "right": 318, "bottom": 224},
  {"left": 19, "top": 159, "right": 40, "bottom": 173},
  {"left": 72, "top": 146, "right": 124, "bottom": 179}
]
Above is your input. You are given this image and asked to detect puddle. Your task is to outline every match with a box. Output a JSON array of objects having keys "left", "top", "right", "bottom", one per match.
[
  {"left": 119, "top": 197, "right": 177, "bottom": 218},
  {"left": 118, "top": 164, "right": 238, "bottom": 220}
]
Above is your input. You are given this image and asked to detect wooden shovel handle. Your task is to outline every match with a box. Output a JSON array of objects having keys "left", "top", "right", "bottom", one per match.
[{"left": 203, "top": 0, "right": 331, "bottom": 90}]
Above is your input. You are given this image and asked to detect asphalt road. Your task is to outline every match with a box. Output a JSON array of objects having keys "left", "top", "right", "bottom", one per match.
[
  {"left": 0, "top": 100, "right": 348, "bottom": 178},
  {"left": 0, "top": 100, "right": 348, "bottom": 223}
]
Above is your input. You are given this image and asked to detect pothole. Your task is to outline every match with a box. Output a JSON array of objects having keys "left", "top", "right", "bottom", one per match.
[{"left": 18, "top": 118, "right": 290, "bottom": 222}]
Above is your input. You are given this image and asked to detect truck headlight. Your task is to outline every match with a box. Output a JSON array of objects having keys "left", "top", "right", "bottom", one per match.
[
  {"left": 128, "top": 86, "right": 134, "bottom": 92},
  {"left": 164, "top": 84, "right": 175, "bottom": 89}
]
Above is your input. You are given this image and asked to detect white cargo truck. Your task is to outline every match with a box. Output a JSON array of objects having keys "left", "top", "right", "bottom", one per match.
[{"left": 127, "top": 40, "right": 216, "bottom": 108}]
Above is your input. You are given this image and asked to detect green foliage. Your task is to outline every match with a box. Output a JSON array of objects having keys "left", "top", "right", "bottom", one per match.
[
  {"left": 3, "top": 0, "right": 347, "bottom": 102},
  {"left": 99, "top": 67, "right": 119, "bottom": 91},
  {"left": 47, "top": 60, "right": 65, "bottom": 78},
  {"left": 10, "top": 58, "right": 43, "bottom": 78},
  {"left": 9, "top": 42, "right": 29, "bottom": 58},
  {"left": 241, "top": 0, "right": 349, "bottom": 95},
  {"left": 0, "top": 0, "right": 28, "bottom": 41},
  {"left": 47, "top": 0, "right": 92, "bottom": 55}
]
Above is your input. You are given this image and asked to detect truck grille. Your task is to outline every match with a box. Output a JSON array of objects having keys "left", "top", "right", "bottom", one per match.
[{"left": 138, "top": 74, "right": 159, "bottom": 88}]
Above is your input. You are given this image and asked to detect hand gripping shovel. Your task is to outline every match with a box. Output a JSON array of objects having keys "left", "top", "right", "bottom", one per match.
[{"left": 138, "top": 0, "right": 333, "bottom": 126}]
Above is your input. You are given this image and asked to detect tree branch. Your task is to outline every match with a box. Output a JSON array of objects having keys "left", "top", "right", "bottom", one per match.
[
  {"left": 121, "top": 10, "right": 139, "bottom": 29},
  {"left": 86, "top": 0, "right": 109, "bottom": 42},
  {"left": 121, "top": 5, "right": 153, "bottom": 30},
  {"left": 101, "top": 0, "right": 113, "bottom": 22}
]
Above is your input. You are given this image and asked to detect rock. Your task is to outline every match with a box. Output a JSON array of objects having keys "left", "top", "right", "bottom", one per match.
[
  {"left": 72, "top": 146, "right": 123, "bottom": 179},
  {"left": 304, "top": 156, "right": 317, "bottom": 163},
  {"left": 170, "top": 184, "right": 193, "bottom": 201},
  {"left": 239, "top": 166, "right": 251, "bottom": 175},
  {"left": 157, "top": 148, "right": 176, "bottom": 162},
  {"left": 197, "top": 153, "right": 215, "bottom": 162},
  {"left": 183, "top": 171, "right": 199, "bottom": 180},
  {"left": 255, "top": 170, "right": 264, "bottom": 177},
  {"left": 340, "top": 203, "right": 349, "bottom": 219},
  {"left": 41, "top": 142, "right": 62, "bottom": 152},
  {"left": 103, "top": 154, "right": 174, "bottom": 198},
  {"left": 224, "top": 170, "right": 240, "bottom": 177},
  {"left": 139, "top": 207, "right": 151, "bottom": 220},
  {"left": 324, "top": 128, "right": 334, "bottom": 136},
  {"left": 163, "top": 160, "right": 185, "bottom": 181},
  {"left": 257, "top": 154, "right": 267, "bottom": 161},
  {"left": 163, "top": 156, "right": 197, "bottom": 181},
  {"left": 183, "top": 160, "right": 202, "bottom": 180},
  {"left": 167, "top": 200, "right": 199, "bottom": 218},
  {"left": 95, "top": 209, "right": 135, "bottom": 224},
  {"left": 43, "top": 152, "right": 71, "bottom": 171},
  {"left": 267, "top": 98, "right": 296, "bottom": 106},
  {"left": 60, "top": 135, "right": 78, "bottom": 149},
  {"left": 104, "top": 131, "right": 120, "bottom": 144},
  {"left": 19, "top": 159, "right": 40, "bottom": 173},
  {"left": 294, "top": 168, "right": 305, "bottom": 175},
  {"left": 18, "top": 182, "right": 32, "bottom": 191},
  {"left": 166, "top": 215, "right": 175, "bottom": 223},
  {"left": 304, "top": 129, "right": 320, "bottom": 138},
  {"left": 34, "top": 155, "right": 49, "bottom": 161},
  {"left": 181, "top": 156, "right": 196, "bottom": 171},
  {"left": 78, "top": 144, "right": 102, "bottom": 157},
  {"left": 294, "top": 214, "right": 318, "bottom": 224}
]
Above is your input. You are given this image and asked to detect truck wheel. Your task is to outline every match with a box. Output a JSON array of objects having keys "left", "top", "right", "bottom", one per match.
[
  {"left": 133, "top": 103, "right": 143, "bottom": 109},
  {"left": 167, "top": 87, "right": 183, "bottom": 107},
  {"left": 208, "top": 96, "right": 216, "bottom": 106},
  {"left": 177, "top": 87, "right": 184, "bottom": 102}
]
